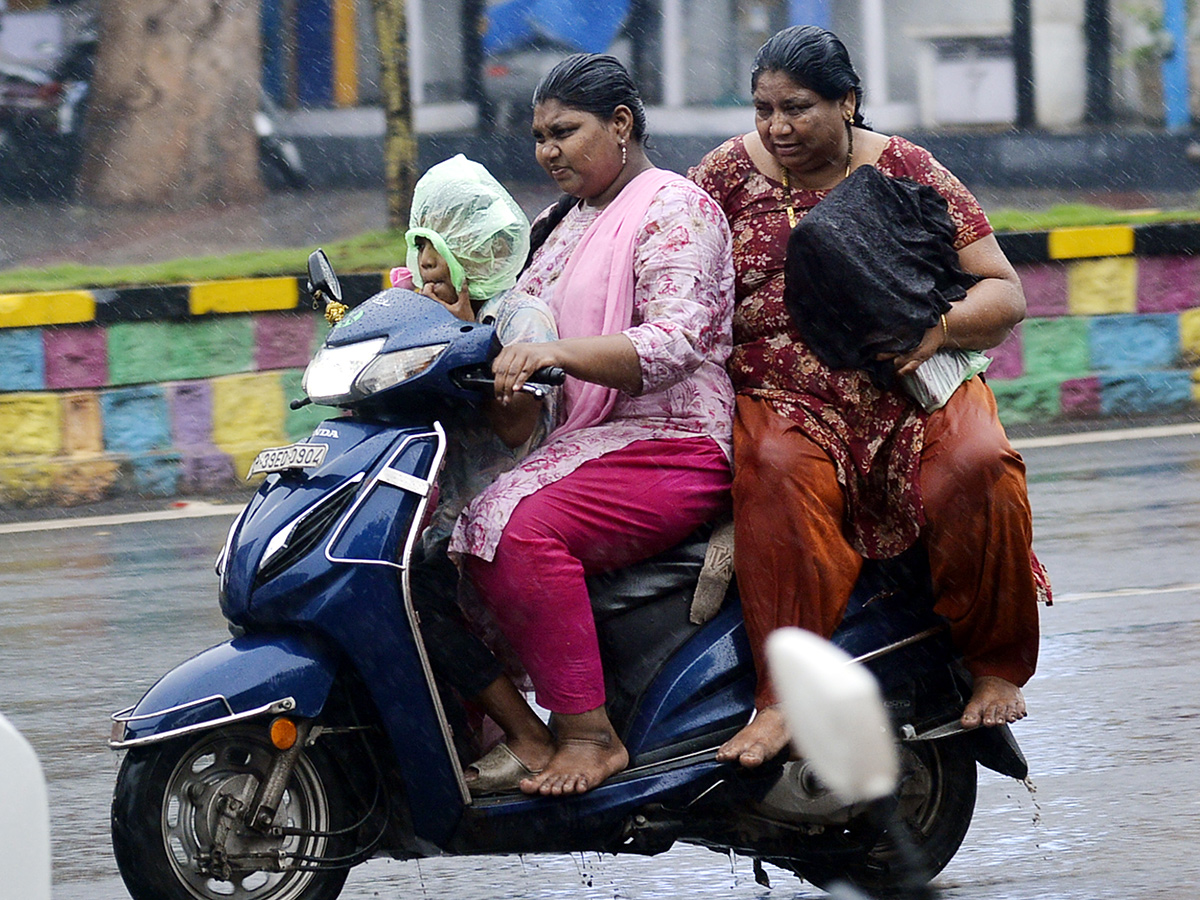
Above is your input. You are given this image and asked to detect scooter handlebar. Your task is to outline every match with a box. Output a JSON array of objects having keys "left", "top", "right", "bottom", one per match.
[
  {"left": 531, "top": 366, "right": 566, "bottom": 386},
  {"left": 452, "top": 365, "right": 565, "bottom": 394}
]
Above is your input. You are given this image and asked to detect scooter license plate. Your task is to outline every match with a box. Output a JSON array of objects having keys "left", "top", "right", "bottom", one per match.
[{"left": 247, "top": 442, "right": 328, "bottom": 477}]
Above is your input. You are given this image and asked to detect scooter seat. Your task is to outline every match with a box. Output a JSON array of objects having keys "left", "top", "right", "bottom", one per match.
[
  {"left": 586, "top": 522, "right": 713, "bottom": 620},
  {"left": 586, "top": 523, "right": 720, "bottom": 740}
]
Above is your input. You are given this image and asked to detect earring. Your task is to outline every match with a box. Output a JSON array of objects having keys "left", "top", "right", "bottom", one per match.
[{"left": 620, "top": 140, "right": 628, "bottom": 167}]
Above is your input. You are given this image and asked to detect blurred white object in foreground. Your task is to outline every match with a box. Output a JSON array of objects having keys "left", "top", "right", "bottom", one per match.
[
  {"left": 0, "top": 711, "right": 51, "bottom": 900},
  {"left": 766, "top": 627, "right": 899, "bottom": 804}
]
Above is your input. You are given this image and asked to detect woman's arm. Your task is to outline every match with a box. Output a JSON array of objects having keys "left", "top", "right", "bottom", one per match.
[
  {"left": 889, "top": 233, "right": 1025, "bottom": 378},
  {"left": 621, "top": 184, "right": 735, "bottom": 392},
  {"left": 493, "top": 183, "right": 734, "bottom": 403},
  {"left": 490, "top": 334, "right": 642, "bottom": 402}
]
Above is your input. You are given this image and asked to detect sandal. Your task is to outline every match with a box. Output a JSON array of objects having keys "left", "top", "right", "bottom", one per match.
[{"left": 464, "top": 743, "right": 541, "bottom": 795}]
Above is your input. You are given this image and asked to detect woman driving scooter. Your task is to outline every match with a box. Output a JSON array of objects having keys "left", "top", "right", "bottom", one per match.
[{"left": 449, "top": 53, "right": 736, "bottom": 797}]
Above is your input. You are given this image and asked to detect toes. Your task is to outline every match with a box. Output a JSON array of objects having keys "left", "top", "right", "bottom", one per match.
[
  {"left": 717, "top": 741, "right": 756, "bottom": 765},
  {"left": 520, "top": 773, "right": 549, "bottom": 794},
  {"left": 531, "top": 772, "right": 586, "bottom": 796},
  {"left": 963, "top": 677, "right": 1026, "bottom": 728},
  {"left": 741, "top": 745, "right": 767, "bottom": 768}
]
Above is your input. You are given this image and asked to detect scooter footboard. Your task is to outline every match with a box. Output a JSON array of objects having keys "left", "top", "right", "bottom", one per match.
[
  {"left": 966, "top": 721, "right": 1029, "bottom": 780},
  {"left": 110, "top": 633, "right": 337, "bottom": 749}
]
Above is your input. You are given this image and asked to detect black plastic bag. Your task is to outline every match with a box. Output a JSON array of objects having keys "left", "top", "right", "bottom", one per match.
[{"left": 783, "top": 165, "right": 979, "bottom": 388}]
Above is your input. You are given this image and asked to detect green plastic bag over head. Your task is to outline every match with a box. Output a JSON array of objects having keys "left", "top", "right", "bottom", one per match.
[{"left": 405, "top": 155, "right": 531, "bottom": 302}]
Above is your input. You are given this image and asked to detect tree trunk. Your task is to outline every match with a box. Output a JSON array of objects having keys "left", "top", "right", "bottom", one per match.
[
  {"left": 371, "top": 0, "right": 416, "bottom": 230},
  {"left": 80, "top": 0, "right": 264, "bottom": 207}
]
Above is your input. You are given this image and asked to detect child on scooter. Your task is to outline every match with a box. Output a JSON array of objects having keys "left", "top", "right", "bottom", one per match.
[{"left": 401, "top": 155, "right": 561, "bottom": 793}]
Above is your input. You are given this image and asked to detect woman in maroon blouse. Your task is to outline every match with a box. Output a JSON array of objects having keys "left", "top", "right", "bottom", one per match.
[{"left": 689, "top": 25, "right": 1048, "bottom": 769}]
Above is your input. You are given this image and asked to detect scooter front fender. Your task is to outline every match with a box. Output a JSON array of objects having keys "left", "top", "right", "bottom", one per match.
[{"left": 110, "top": 633, "right": 336, "bottom": 749}]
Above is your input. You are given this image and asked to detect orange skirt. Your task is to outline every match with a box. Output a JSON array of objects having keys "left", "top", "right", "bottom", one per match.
[{"left": 733, "top": 378, "right": 1041, "bottom": 707}]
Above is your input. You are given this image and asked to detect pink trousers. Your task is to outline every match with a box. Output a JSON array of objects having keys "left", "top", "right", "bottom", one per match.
[{"left": 466, "top": 437, "right": 731, "bottom": 714}]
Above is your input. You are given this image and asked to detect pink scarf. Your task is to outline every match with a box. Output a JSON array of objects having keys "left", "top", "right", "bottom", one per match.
[{"left": 549, "top": 166, "right": 683, "bottom": 436}]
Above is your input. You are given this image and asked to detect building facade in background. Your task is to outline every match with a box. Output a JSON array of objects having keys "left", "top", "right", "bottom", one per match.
[
  {"left": 252, "top": 0, "right": 1194, "bottom": 133},
  {"left": 0, "top": 0, "right": 1192, "bottom": 132}
]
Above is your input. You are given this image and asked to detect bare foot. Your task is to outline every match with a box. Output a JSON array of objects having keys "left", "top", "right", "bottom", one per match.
[
  {"left": 520, "top": 709, "right": 629, "bottom": 796},
  {"left": 961, "top": 675, "right": 1027, "bottom": 728},
  {"left": 716, "top": 705, "right": 789, "bottom": 768}
]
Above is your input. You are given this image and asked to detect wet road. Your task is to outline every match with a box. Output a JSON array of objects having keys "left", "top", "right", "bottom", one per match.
[{"left": 2, "top": 424, "right": 1199, "bottom": 899}]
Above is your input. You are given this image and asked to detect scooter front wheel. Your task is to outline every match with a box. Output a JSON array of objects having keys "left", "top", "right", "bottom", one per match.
[{"left": 111, "top": 724, "right": 352, "bottom": 900}]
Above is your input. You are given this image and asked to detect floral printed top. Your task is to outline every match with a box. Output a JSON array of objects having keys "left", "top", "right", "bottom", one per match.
[
  {"left": 688, "top": 134, "right": 992, "bottom": 558},
  {"left": 450, "top": 178, "right": 736, "bottom": 561},
  {"left": 422, "top": 290, "right": 559, "bottom": 552}
]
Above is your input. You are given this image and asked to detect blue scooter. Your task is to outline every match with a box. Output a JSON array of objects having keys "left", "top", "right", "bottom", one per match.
[{"left": 108, "top": 250, "right": 1028, "bottom": 900}]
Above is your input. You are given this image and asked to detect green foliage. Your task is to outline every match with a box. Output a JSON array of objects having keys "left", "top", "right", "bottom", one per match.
[
  {"left": 0, "top": 230, "right": 405, "bottom": 294},
  {"left": 988, "top": 203, "right": 1200, "bottom": 233}
]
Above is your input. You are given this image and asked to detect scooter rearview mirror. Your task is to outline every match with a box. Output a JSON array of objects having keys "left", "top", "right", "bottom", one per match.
[
  {"left": 766, "top": 627, "right": 899, "bottom": 804},
  {"left": 307, "top": 248, "right": 342, "bottom": 305}
]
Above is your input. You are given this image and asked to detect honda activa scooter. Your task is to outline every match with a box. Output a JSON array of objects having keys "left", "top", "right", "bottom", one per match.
[{"left": 109, "top": 250, "right": 1029, "bottom": 900}]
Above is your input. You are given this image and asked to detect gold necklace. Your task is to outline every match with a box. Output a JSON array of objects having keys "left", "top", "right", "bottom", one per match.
[
  {"left": 780, "top": 168, "right": 798, "bottom": 229},
  {"left": 780, "top": 124, "right": 855, "bottom": 230}
]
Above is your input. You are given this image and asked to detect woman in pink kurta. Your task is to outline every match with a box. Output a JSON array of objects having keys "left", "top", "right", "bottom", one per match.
[{"left": 450, "top": 53, "right": 735, "bottom": 796}]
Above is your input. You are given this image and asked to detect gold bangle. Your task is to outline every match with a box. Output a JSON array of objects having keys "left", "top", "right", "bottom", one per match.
[{"left": 940, "top": 313, "right": 949, "bottom": 345}]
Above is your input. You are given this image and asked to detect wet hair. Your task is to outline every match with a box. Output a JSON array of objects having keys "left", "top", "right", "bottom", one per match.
[
  {"left": 751, "top": 26, "right": 865, "bottom": 126},
  {"left": 531, "top": 53, "right": 648, "bottom": 143},
  {"left": 525, "top": 193, "right": 579, "bottom": 271}
]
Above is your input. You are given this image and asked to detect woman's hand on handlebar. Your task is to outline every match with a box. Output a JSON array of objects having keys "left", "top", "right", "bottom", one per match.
[
  {"left": 493, "top": 335, "right": 642, "bottom": 402},
  {"left": 492, "top": 342, "right": 563, "bottom": 404}
]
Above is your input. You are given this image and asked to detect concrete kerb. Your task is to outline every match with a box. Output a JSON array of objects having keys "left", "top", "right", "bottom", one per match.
[{"left": 3, "top": 219, "right": 1200, "bottom": 508}]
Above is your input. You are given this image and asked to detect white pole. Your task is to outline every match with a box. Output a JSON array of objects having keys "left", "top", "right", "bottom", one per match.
[
  {"left": 663, "top": 0, "right": 684, "bottom": 108},
  {"left": 860, "top": 0, "right": 889, "bottom": 105},
  {"left": 408, "top": 0, "right": 425, "bottom": 106}
]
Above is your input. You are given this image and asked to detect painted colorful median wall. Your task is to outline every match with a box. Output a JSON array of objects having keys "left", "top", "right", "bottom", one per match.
[
  {"left": 986, "top": 222, "right": 1200, "bottom": 421},
  {"left": 2, "top": 222, "right": 1200, "bottom": 506},
  {"left": 0, "top": 273, "right": 385, "bottom": 505}
]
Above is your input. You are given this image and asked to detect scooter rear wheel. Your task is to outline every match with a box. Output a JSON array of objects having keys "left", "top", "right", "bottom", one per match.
[
  {"left": 776, "top": 737, "right": 977, "bottom": 895},
  {"left": 112, "top": 724, "right": 352, "bottom": 900}
]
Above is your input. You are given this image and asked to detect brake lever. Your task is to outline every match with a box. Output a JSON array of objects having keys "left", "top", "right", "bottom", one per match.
[
  {"left": 453, "top": 365, "right": 564, "bottom": 398},
  {"left": 454, "top": 372, "right": 550, "bottom": 398}
]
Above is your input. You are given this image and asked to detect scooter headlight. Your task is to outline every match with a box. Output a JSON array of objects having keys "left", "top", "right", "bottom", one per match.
[
  {"left": 303, "top": 339, "right": 450, "bottom": 405},
  {"left": 302, "top": 338, "right": 386, "bottom": 405},
  {"left": 354, "top": 343, "right": 449, "bottom": 396}
]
